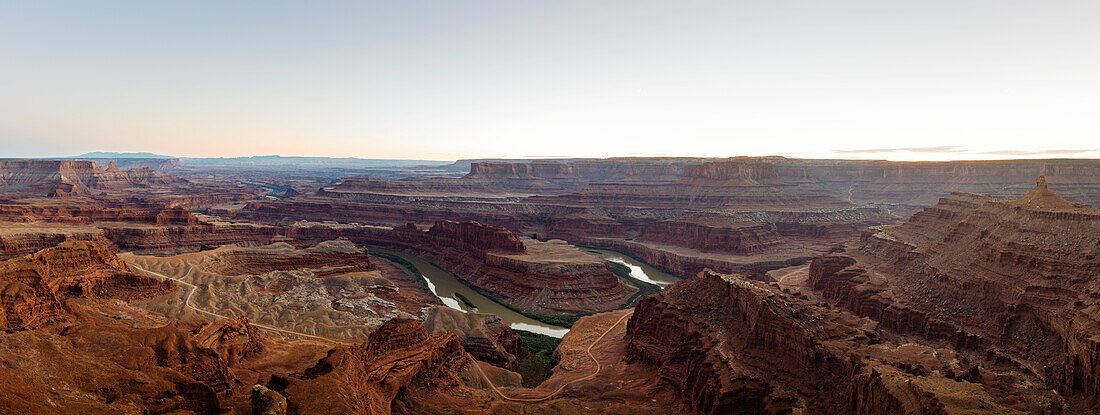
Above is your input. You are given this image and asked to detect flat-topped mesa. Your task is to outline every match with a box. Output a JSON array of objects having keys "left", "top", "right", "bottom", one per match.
[
  {"left": 1010, "top": 174, "right": 1079, "bottom": 210},
  {"left": 155, "top": 207, "right": 203, "bottom": 225},
  {"left": 0, "top": 159, "right": 182, "bottom": 196},
  {"left": 677, "top": 159, "right": 785, "bottom": 186},
  {"left": 428, "top": 220, "right": 527, "bottom": 254},
  {"left": 464, "top": 160, "right": 575, "bottom": 180}
]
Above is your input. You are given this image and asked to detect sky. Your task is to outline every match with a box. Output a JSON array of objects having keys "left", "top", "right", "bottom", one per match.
[{"left": 0, "top": 0, "right": 1098, "bottom": 161}]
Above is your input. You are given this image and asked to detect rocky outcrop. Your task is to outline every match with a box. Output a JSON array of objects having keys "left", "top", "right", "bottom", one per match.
[
  {"left": 0, "top": 240, "right": 175, "bottom": 331},
  {"left": 195, "top": 316, "right": 267, "bottom": 366},
  {"left": 626, "top": 269, "right": 1060, "bottom": 414},
  {"left": 138, "top": 323, "right": 240, "bottom": 396},
  {"left": 422, "top": 306, "right": 527, "bottom": 371},
  {"left": 428, "top": 220, "right": 527, "bottom": 254},
  {"left": 285, "top": 318, "right": 472, "bottom": 414},
  {"left": 0, "top": 228, "right": 110, "bottom": 260},
  {"left": 808, "top": 178, "right": 1100, "bottom": 408},
  {"left": 251, "top": 384, "right": 287, "bottom": 415}
]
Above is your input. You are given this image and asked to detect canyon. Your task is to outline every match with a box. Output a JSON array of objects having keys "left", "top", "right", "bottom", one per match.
[{"left": 0, "top": 155, "right": 1098, "bottom": 414}]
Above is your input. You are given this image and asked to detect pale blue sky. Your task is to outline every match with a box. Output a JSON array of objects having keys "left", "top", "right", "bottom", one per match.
[{"left": 1, "top": 0, "right": 1098, "bottom": 160}]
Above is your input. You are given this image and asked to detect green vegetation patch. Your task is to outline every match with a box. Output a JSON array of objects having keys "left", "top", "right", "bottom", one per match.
[
  {"left": 370, "top": 252, "right": 429, "bottom": 287},
  {"left": 515, "top": 329, "right": 563, "bottom": 353},
  {"left": 577, "top": 244, "right": 686, "bottom": 280},
  {"left": 514, "top": 329, "right": 563, "bottom": 387},
  {"left": 453, "top": 292, "right": 477, "bottom": 309}
]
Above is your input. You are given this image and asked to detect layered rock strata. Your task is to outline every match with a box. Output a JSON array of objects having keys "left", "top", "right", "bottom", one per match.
[
  {"left": 285, "top": 318, "right": 473, "bottom": 414},
  {"left": 0, "top": 240, "right": 175, "bottom": 331},
  {"left": 422, "top": 306, "right": 527, "bottom": 371},
  {"left": 626, "top": 269, "right": 1061, "bottom": 414},
  {"left": 353, "top": 222, "right": 636, "bottom": 315},
  {"left": 0, "top": 159, "right": 183, "bottom": 196},
  {"left": 808, "top": 177, "right": 1100, "bottom": 408}
]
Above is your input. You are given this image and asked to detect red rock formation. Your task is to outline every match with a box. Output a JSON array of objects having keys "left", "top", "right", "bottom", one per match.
[
  {"left": 428, "top": 220, "right": 527, "bottom": 254},
  {"left": 0, "top": 203, "right": 203, "bottom": 226},
  {"left": 0, "top": 229, "right": 110, "bottom": 260},
  {"left": 285, "top": 318, "right": 472, "bottom": 414},
  {"left": 138, "top": 323, "right": 240, "bottom": 396},
  {"left": 772, "top": 157, "right": 1100, "bottom": 208},
  {"left": 1010, "top": 174, "right": 1079, "bottom": 210},
  {"left": 528, "top": 160, "right": 846, "bottom": 211},
  {"left": 0, "top": 240, "right": 175, "bottom": 331},
  {"left": 0, "top": 159, "right": 183, "bottom": 196},
  {"left": 423, "top": 306, "right": 527, "bottom": 371},
  {"left": 677, "top": 159, "right": 784, "bottom": 186},
  {"left": 195, "top": 316, "right": 267, "bottom": 366},
  {"left": 808, "top": 178, "right": 1100, "bottom": 408},
  {"left": 626, "top": 269, "right": 1062, "bottom": 414},
  {"left": 638, "top": 219, "right": 783, "bottom": 254},
  {"left": 156, "top": 207, "right": 202, "bottom": 225},
  {"left": 465, "top": 160, "right": 576, "bottom": 180}
]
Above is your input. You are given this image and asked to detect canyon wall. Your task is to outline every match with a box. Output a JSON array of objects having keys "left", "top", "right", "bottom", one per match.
[
  {"left": 772, "top": 158, "right": 1100, "bottom": 207},
  {"left": 285, "top": 318, "right": 473, "bottom": 414},
  {"left": 626, "top": 269, "right": 1061, "bottom": 414},
  {"left": 0, "top": 159, "right": 183, "bottom": 196},
  {"left": 0, "top": 240, "right": 175, "bottom": 331},
  {"left": 808, "top": 179, "right": 1100, "bottom": 406}
]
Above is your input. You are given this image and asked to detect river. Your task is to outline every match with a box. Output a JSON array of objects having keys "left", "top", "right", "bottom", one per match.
[
  {"left": 585, "top": 248, "right": 681, "bottom": 287},
  {"left": 370, "top": 247, "right": 680, "bottom": 338}
]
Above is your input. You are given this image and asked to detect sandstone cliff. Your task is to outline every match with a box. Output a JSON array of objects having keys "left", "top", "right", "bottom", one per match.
[
  {"left": 428, "top": 220, "right": 527, "bottom": 254},
  {"left": 422, "top": 306, "right": 527, "bottom": 371},
  {"left": 0, "top": 240, "right": 175, "bottom": 331},
  {"left": 285, "top": 318, "right": 473, "bottom": 414},
  {"left": 808, "top": 178, "right": 1100, "bottom": 409},
  {"left": 627, "top": 269, "right": 1060, "bottom": 414},
  {"left": 0, "top": 159, "right": 183, "bottom": 196}
]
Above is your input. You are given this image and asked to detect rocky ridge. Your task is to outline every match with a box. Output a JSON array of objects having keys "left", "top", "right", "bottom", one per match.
[{"left": 808, "top": 177, "right": 1100, "bottom": 409}]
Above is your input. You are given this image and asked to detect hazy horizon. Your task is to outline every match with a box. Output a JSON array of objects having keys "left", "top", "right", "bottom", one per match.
[{"left": 2, "top": 1, "right": 1098, "bottom": 161}]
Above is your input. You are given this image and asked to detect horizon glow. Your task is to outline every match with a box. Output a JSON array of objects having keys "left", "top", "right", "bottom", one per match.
[{"left": 1, "top": 1, "right": 1098, "bottom": 162}]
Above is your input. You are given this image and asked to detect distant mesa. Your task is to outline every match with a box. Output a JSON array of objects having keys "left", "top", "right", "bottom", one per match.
[{"left": 676, "top": 159, "right": 785, "bottom": 186}]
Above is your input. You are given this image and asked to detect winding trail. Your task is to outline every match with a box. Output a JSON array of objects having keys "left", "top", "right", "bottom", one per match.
[
  {"left": 128, "top": 263, "right": 352, "bottom": 345},
  {"left": 476, "top": 311, "right": 632, "bottom": 403}
]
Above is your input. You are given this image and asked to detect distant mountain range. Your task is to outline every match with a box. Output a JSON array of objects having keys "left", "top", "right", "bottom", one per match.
[
  {"left": 70, "top": 151, "right": 174, "bottom": 159},
  {"left": 62, "top": 152, "right": 454, "bottom": 171}
]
